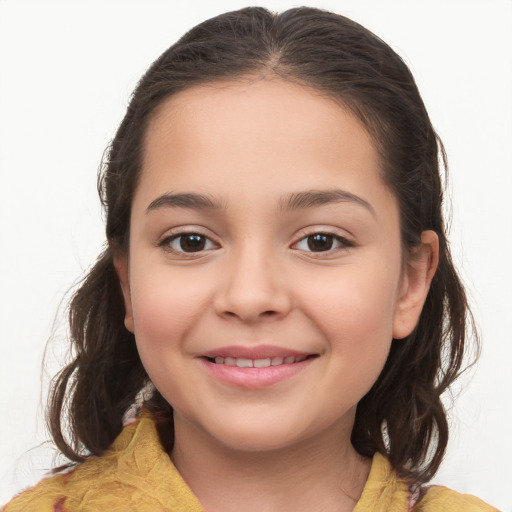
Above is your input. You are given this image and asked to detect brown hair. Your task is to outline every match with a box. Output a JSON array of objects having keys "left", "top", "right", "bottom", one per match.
[{"left": 48, "top": 6, "right": 473, "bottom": 483}]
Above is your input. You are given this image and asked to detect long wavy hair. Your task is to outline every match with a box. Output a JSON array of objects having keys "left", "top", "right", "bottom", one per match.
[{"left": 48, "top": 6, "right": 474, "bottom": 483}]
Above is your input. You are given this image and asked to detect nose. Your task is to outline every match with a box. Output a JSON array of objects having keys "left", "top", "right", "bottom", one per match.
[{"left": 213, "top": 245, "right": 292, "bottom": 323}]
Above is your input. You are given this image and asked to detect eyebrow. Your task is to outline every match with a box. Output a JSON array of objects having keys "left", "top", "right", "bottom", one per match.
[
  {"left": 146, "top": 189, "right": 375, "bottom": 216},
  {"left": 146, "top": 192, "right": 224, "bottom": 213},
  {"left": 281, "top": 189, "right": 376, "bottom": 216}
]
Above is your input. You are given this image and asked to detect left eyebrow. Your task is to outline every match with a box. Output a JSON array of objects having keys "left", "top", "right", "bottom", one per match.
[
  {"left": 146, "top": 192, "right": 225, "bottom": 213},
  {"left": 280, "top": 189, "right": 376, "bottom": 217}
]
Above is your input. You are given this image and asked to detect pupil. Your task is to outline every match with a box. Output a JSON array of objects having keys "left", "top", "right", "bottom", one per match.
[
  {"left": 180, "top": 234, "right": 205, "bottom": 252},
  {"left": 307, "top": 234, "right": 333, "bottom": 251}
]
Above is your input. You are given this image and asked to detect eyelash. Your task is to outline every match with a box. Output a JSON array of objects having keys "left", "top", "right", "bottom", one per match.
[
  {"left": 158, "top": 232, "right": 218, "bottom": 256},
  {"left": 158, "top": 230, "right": 354, "bottom": 257},
  {"left": 292, "top": 232, "right": 355, "bottom": 254}
]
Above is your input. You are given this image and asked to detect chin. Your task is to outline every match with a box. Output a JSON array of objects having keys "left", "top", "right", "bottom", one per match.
[
  {"left": 216, "top": 428, "right": 306, "bottom": 453},
  {"left": 196, "top": 411, "right": 344, "bottom": 455}
]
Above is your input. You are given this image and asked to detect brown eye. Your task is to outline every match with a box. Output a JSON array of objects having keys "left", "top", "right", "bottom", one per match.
[
  {"left": 307, "top": 234, "right": 334, "bottom": 252},
  {"left": 179, "top": 234, "right": 206, "bottom": 252},
  {"left": 162, "top": 233, "right": 217, "bottom": 254},
  {"left": 293, "top": 232, "right": 354, "bottom": 254}
]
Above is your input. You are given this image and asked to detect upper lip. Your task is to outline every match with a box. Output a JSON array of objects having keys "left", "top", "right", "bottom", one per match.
[{"left": 199, "top": 344, "right": 313, "bottom": 360}]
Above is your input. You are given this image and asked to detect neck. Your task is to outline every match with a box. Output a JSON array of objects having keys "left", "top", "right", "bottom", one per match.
[{"left": 170, "top": 414, "right": 371, "bottom": 512}]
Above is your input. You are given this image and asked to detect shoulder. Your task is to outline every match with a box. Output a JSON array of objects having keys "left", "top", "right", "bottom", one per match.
[
  {"left": 354, "top": 452, "right": 499, "bottom": 512},
  {"left": 2, "top": 413, "right": 203, "bottom": 512},
  {"left": 2, "top": 470, "right": 79, "bottom": 512},
  {"left": 415, "top": 485, "right": 499, "bottom": 512}
]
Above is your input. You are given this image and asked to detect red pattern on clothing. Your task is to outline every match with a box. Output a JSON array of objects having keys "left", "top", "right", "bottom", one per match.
[{"left": 52, "top": 497, "right": 67, "bottom": 512}]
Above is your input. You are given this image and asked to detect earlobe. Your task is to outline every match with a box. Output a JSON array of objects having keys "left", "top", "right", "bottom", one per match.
[
  {"left": 392, "top": 230, "right": 439, "bottom": 340},
  {"left": 113, "top": 254, "right": 135, "bottom": 333}
]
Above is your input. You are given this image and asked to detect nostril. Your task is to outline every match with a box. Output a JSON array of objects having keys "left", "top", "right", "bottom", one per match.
[
  {"left": 221, "top": 309, "right": 278, "bottom": 320},
  {"left": 214, "top": 287, "right": 292, "bottom": 322}
]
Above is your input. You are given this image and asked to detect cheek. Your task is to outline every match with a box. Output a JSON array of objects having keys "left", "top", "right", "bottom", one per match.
[
  {"left": 128, "top": 271, "right": 208, "bottom": 407},
  {"left": 128, "top": 266, "right": 211, "bottom": 357},
  {"left": 322, "top": 286, "right": 394, "bottom": 364},
  {"left": 306, "top": 261, "right": 400, "bottom": 336},
  {"left": 299, "top": 258, "right": 401, "bottom": 379}
]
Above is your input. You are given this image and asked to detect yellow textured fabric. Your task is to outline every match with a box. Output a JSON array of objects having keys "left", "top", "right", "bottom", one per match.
[
  {"left": 354, "top": 453, "right": 497, "bottom": 512},
  {"left": 414, "top": 485, "right": 498, "bottom": 512},
  {"left": 3, "top": 413, "right": 497, "bottom": 512},
  {"left": 3, "top": 415, "right": 204, "bottom": 512}
]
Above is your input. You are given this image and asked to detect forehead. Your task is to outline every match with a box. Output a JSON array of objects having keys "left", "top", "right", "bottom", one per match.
[
  {"left": 137, "top": 78, "right": 391, "bottom": 211},
  {"left": 148, "top": 78, "right": 369, "bottom": 142}
]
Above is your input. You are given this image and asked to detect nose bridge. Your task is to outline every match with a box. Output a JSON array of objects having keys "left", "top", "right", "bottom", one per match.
[{"left": 214, "top": 237, "right": 291, "bottom": 322}]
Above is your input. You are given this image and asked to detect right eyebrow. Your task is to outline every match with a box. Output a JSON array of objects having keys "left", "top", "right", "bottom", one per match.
[
  {"left": 146, "top": 193, "right": 225, "bottom": 213},
  {"left": 280, "top": 188, "right": 376, "bottom": 217}
]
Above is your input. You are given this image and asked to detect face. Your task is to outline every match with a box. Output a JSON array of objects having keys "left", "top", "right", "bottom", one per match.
[{"left": 116, "top": 78, "right": 436, "bottom": 454}]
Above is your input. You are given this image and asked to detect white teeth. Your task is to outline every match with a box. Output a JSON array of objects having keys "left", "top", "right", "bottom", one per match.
[
  {"left": 253, "top": 358, "right": 271, "bottom": 368},
  {"left": 236, "top": 358, "right": 253, "bottom": 368},
  {"left": 211, "top": 355, "right": 308, "bottom": 367}
]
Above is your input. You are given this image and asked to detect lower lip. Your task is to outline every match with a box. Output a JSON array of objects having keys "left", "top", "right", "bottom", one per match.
[{"left": 200, "top": 357, "right": 315, "bottom": 389}]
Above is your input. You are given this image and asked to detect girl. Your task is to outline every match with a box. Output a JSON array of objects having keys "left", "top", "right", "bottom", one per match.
[{"left": 3, "top": 6, "right": 500, "bottom": 512}]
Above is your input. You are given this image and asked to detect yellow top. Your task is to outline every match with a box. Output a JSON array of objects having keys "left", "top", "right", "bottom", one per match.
[{"left": 3, "top": 414, "right": 497, "bottom": 512}]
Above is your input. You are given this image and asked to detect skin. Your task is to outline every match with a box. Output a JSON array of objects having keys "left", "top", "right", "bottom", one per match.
[{"left": 115, "top": 77, "right": 438, "bottom": 512}]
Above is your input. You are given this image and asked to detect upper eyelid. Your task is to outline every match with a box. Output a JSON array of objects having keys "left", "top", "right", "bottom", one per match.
[
  {"left": 290, "top": 228, "right": 357, "bottom": 255},
  {"left": 292, "top": 226, "right": 355, "bottom": 242},
  {"left": 162, "top": 232, "right": 217, "bottom": 244},
  {"left": 157, "top": 225, "right": 218, "bottom": 242},
  {"left": 158, "top": 232, "right": 219, "bottom": 258},
  {"left": 171, "top": 233, "right": 217, "bottom": 245},
  {"left": 155, "top": 226, "right": 355, "bottom": 247},
  {"left": 156, "top": 227, "right": 220, "bottom": 254},
  {"left": 292, "top": 233, "right": 354, "bottom": 248}
]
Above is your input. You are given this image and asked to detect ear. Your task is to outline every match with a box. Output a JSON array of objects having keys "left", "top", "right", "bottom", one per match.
[
  {"left": 393, "top": 230, "right": 439, "bottom": 340},
  {"left": 113, "top": 254, "right": 134, "bottom": 333}
]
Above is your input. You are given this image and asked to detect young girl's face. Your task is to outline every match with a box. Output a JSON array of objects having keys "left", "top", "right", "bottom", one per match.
[{"left": 116, "top": 78, "right": 434, "bottom": 453}]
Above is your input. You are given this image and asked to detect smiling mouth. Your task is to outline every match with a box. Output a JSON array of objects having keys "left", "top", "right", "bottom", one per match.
[{"left": 205, "top": 355, "right": 316, "bottom": 368}]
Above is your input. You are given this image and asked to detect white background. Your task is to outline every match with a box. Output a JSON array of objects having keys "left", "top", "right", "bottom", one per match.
[{"left": 0, "top": 0, "right": 511, "bottom": 509}]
